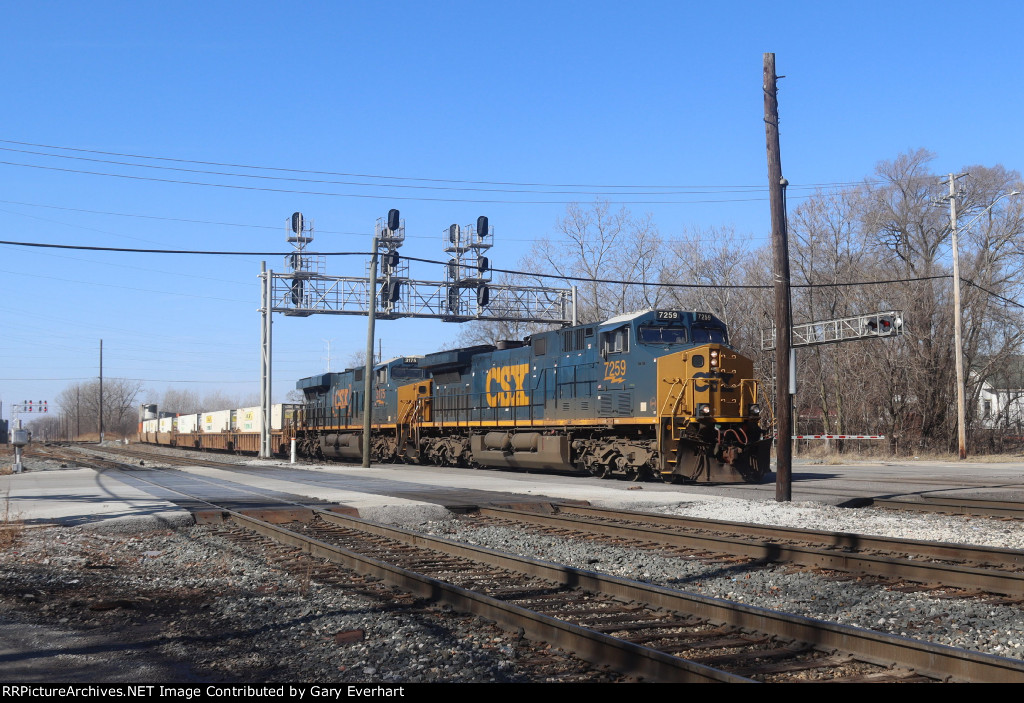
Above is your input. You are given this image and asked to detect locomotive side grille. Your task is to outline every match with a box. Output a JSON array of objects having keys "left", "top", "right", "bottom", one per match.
[
  {"left": 561, "top": 328, "right": 586, "bottom": 352},
  {"left": 599, "top": 392, "right": 633, "bottom": 417}
]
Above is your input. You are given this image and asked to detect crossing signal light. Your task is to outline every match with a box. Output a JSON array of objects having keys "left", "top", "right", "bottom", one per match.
[{"left": 863, "top": 314, "right": 903, "bottom": 336}]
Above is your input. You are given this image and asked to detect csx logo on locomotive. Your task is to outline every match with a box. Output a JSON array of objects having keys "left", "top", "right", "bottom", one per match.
[
  {"left": 485, "top": 363, "right": 530, "bottom": 407},
  {"left": 333, "top": 388, "right": 350, "bottom": 409}
]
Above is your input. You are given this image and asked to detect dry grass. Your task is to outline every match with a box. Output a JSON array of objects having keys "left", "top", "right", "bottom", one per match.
[
  {"left": 0, "top": 489, "right": 23, "bottom": 550},
  {"left": 792, "top": 442, "right": 1024, "bottom": 463}
]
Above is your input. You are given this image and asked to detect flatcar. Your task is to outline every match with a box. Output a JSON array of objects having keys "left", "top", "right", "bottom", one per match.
[
  {"left": 138, "top": 403, "right": 300, "bottom": 454},
  {"left": 295, "top": 309, "right": 771, "bottom": 483}
]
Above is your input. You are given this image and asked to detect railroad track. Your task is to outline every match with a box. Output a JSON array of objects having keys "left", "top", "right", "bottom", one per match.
[
  {"left": 38, "top": 444, "right": 1024, "bottom": 595},
  {"left": 468, "top": 504, "right": 1024, "bottom": 599},
  {"left": 36, "top": 442, "right": 251, "bottom": 471},
  {"left": 870, "top": 496, "right": 1024, "bottom": 520},
  {"left": 219, "top": 509, "right": 1024, "bottom": 682},
  {"left": 21, "top": 447, "right": 1024, "bottom": 682}
]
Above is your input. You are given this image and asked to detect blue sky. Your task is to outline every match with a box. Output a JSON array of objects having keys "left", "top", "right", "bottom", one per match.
[{"left": 1, "top": 1, "right": 1021, "bottom": 421}]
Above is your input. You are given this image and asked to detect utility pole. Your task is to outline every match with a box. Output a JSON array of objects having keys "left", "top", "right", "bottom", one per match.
[
  {"left": 99, "top": 339, "right": 104, "bottom": 443},
  {"left": 764, "top": 53, "right": 792, "bottom": 502},
  {"left": 945, "top": 173, "right": 968, "bottom": 460},
  {"left": 938, "top": 180, "right": 1023, "bottom": 460}
]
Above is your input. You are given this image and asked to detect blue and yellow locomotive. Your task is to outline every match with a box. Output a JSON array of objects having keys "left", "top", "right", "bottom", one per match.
[{"left": 296, "top": 309, "right": 771, "bottom": 483}]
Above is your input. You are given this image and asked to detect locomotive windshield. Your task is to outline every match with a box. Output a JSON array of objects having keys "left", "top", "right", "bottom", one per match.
[
  {"left": 391, "top": 365, "right": 425, "bottom": 381},
  {"left": 691, "top": 325, "right": 728, "bottom": 344},
  {"left": 637, "top": 324, "right": 688, "bottom": 345}
]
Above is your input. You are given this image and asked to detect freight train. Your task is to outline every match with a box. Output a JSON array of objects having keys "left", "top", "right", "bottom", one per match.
[
  {"left": 138, "top": 309, "right": 771, "bottom": 483},
  {"left": 296, "top": 309, "right": 770, "bottom": 483}
]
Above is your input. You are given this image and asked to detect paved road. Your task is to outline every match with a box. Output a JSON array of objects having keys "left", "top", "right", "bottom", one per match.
[{"left": 4, "top": 448, "right": 1024, "bottom": 527}]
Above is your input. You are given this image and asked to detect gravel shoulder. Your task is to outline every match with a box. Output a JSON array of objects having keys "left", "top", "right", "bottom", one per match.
[
  {"left": 4, "top": 444, "right": 1024, "bottom": 681},
  {"left": 0, "top": 523, "right": 609, "bottom": 683}
]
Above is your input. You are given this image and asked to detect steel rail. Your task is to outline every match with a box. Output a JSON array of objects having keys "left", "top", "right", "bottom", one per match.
[
  {"left": 480, "top": 505, "right": 1024, "bottom": 597},
  {"left": 872, "top": 497, "right": 1024, "bottom": 520},
  {"left": 225, "top": 510, "right": 749, "bottom": 683},
  {"left": 33, "top": 447, "right": 1024, "bottom": 682},
  {"left": 549, "top": 504, "right": 1024, "bottom": 568},
  {"left": 310, "top": 509, "right": 1024, "bottom": 683}
]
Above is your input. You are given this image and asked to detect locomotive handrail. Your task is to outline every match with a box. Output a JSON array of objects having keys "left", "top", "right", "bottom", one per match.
[
  {"left": 740, "top": 378, "right": 758, "bottom": 417},
  {"left": 659, "top": 378, "right": 684, "bottom": 417}
]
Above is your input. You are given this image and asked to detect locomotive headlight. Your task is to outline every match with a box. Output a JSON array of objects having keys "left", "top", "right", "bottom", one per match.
[
  {"left": 748, "top": 403, "right": 761, "bottom": 417},
  {"left": 698, "top": 404, "right": 712, "bottom": 417},
  {"left": 709, "top": 349, "right": 720, "bottom": 368}
]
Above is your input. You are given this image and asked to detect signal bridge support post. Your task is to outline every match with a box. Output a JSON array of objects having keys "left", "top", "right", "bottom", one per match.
[{"left": 259, "top": 262, "right": 273, "bottom": 459}]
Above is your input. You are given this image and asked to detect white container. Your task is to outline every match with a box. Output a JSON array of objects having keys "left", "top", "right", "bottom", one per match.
[
  {"left": 177, "top": 414, "right": 199, "bottom": 433},
  {"left": 235, "top": 406, "right": 262, "bottom": 432},
  {"left": 142, "top": 418, "right": 160, "bottom": 434},
  {"left": 158, "top": 416, "right": 175, "bottom": 433},
  {"left": 271, "top": 404, "right": 299, "bottom": 430},
  {"left": 202, "top": 409, "right": 231, "bottom": 433}
]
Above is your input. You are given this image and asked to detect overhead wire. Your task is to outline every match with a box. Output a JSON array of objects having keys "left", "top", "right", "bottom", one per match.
[
  {"left": 0, "top": 237, "right": 972, "bottom": 292},
  {"left": 0, "top": 138, "right": 872, "bottom": 191},
  {"left": 0, "top": 159, "right": 792, "bottom": 205}
]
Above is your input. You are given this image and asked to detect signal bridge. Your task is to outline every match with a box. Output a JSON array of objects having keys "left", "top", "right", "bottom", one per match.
[{"left": 761, "top": 311, "right": 904, "bottom": 351}]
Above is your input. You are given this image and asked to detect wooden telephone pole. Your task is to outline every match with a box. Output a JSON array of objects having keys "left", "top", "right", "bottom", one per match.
[{"left": 764, "top": 53, "right": 792, "bottom": 501}]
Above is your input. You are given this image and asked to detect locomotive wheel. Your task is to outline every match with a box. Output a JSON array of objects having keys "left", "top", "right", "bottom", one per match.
[{"left": 628, "top": 466, "right": 653, "bottom": 482}]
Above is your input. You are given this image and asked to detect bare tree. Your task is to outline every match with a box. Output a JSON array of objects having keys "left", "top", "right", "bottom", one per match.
[
  {"left": 159, "top": 388, "right": 202, "bottom": 414},
  {"left": 780, "top": 150, "right": 1024, "bottom": 452},
  {"left": 55, "top": 378, "right": 145, "bottom": 438},
  {"left": 528, "top": 201, "right": 664, "bottom": 323}
]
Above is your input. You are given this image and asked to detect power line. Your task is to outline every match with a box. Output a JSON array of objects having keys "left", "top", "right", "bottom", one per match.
[
  {"left": 0, "top": 158, "right": 789, "bottom": 205},
  {"left": 962, "top": 279, "right": 1024, "bottom": 309},
  {"left": 0, "top": 145, "right": 794, "bottom": 196},
  {"left": 0, "top": 197, "right": 774, "bottom": 244},
  {"left": 0, "top": 137, "right": 871, "bottom": 191},
  {"left": 0, "top": 236, "right": 966, "bottom": 290}
]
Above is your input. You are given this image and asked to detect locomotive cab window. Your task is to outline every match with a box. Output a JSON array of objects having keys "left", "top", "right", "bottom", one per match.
[
  {"left": 691, "top": 325, "right": 728, "bottom": 344},
  {"left": 637, "top": 324, "right": 688, "bottom": 346},
  {"left": 391, "top": 365, "right": 424, "bottom": 381},
  {"left": 601, "top": 326, "right": 630, "bottom": 356}
]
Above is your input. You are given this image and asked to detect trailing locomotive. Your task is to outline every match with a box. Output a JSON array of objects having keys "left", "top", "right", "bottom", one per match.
[{"left": 296, "top": 309, "right": 771, "bottom": 483}]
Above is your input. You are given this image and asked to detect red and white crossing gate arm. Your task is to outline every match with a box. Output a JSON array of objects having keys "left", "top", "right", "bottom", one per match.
[{"left": 791, "top": 434, "right": 886, "bottom": 440}]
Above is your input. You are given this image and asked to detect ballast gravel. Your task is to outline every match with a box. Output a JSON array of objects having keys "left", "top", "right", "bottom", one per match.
[
  {"left": 406, "top": 500, "right": 1024, "bottom": 660},
  {"left": 4, "top": 445, "right": 1024, "bottom": 680},
  {"left": 0, "top": 524, "right": 607, "bottom": 683}
]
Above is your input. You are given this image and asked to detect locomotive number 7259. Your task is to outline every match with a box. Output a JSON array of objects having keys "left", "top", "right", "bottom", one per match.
[{"left": 604, "top": 359, "right": 627, "bottom": 383}]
